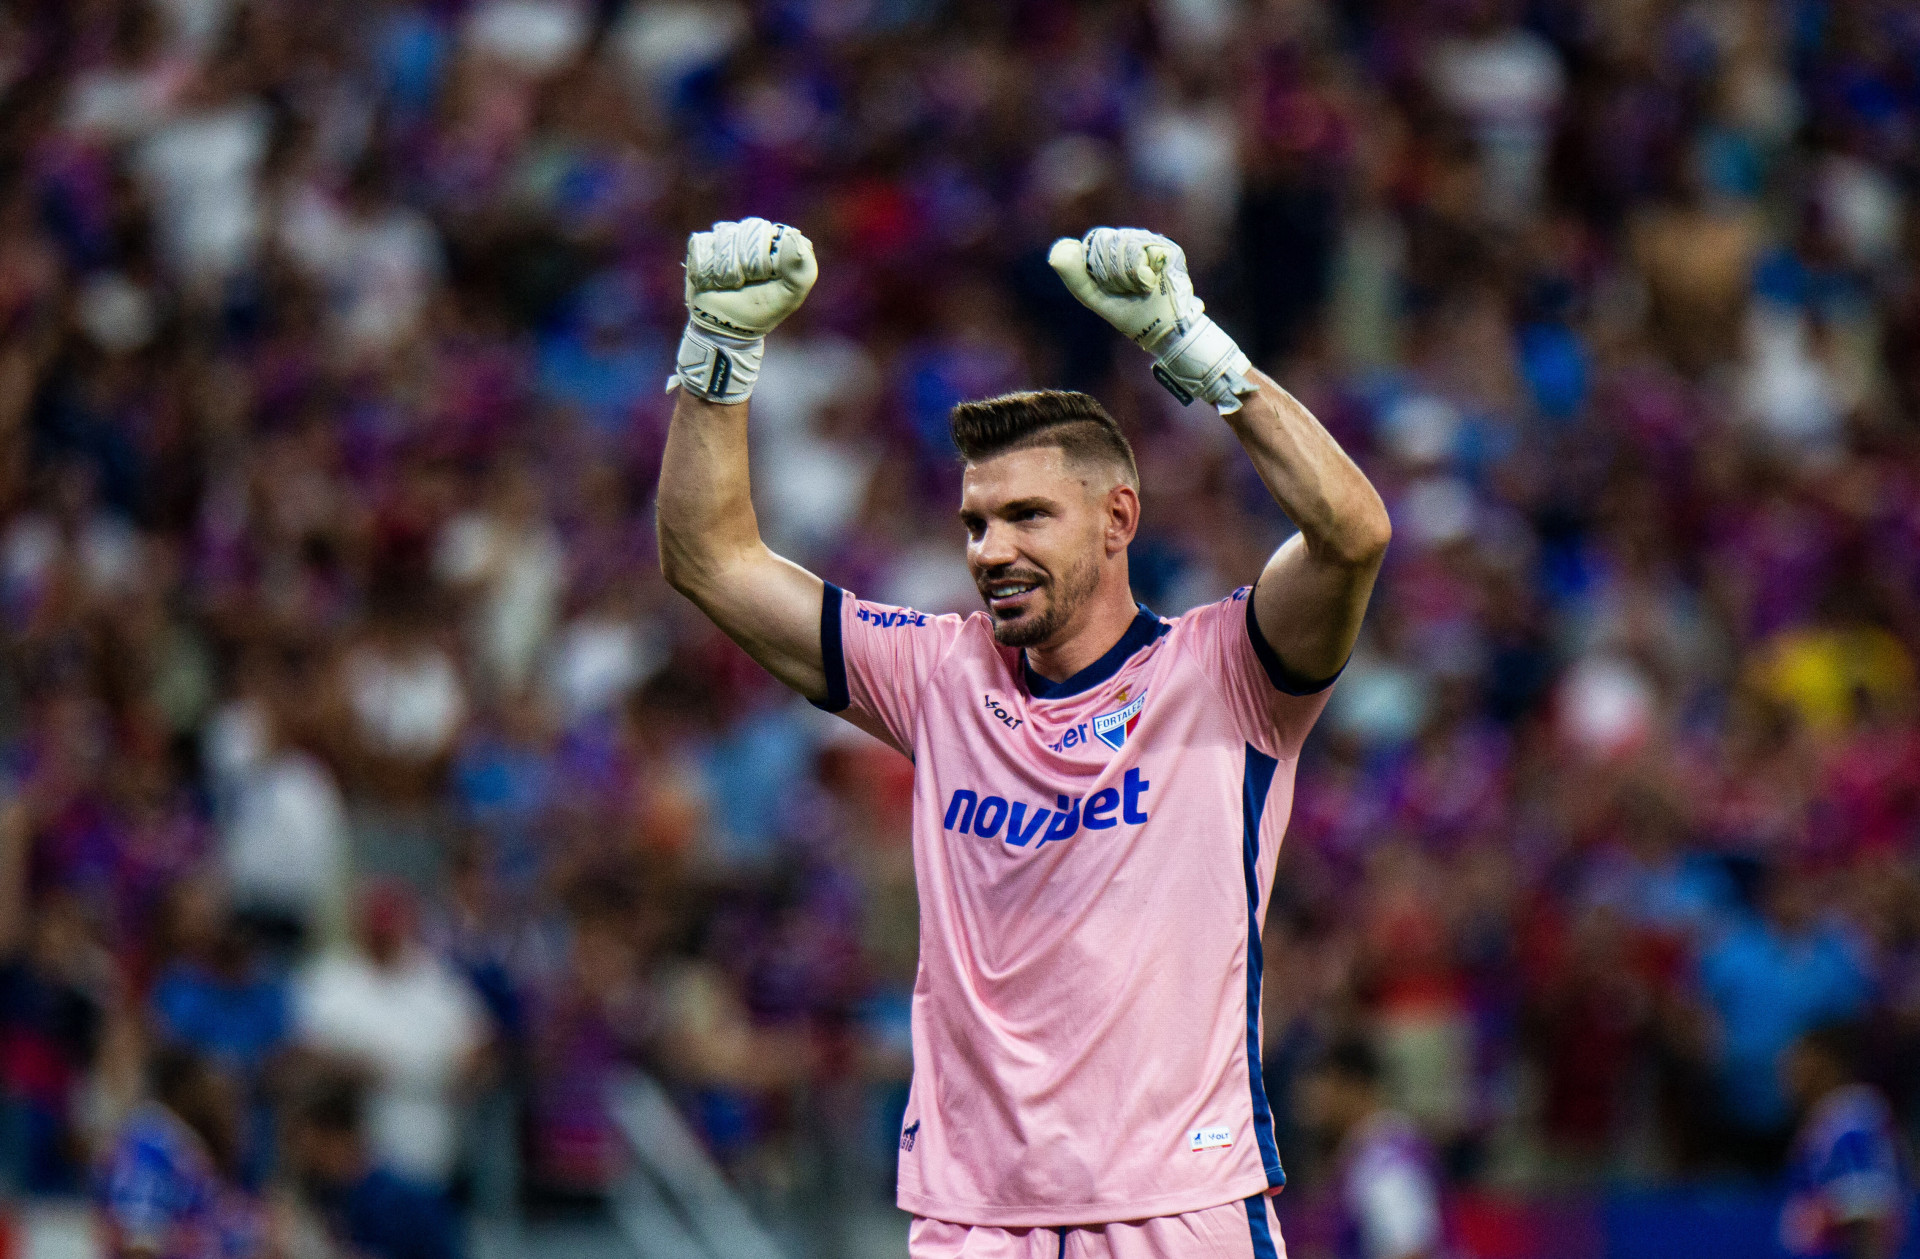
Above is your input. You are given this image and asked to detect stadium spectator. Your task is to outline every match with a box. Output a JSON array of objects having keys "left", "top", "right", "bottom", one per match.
[
  {"left": 284, "top": 1069, "right": 464, "bottom": 1259},
  {"left": 0, "top": 800, "right": 105, "bottom": 1196},
  {"left": 1301, "top": 1038, "right": 1446, "bottom": 1259},
  {"left": 1698, "top": 864, "right": 1874, "bottom": 1168},
  {"left": 147, "top": 879, "right": 289, "bottom": 1183},
  {"left": 96, "top": 1047, "right": 262, "bottom": 1259},
  {"left": 1778, "top": 1024, "right": 1909, "bottom": 1259},
  {"left": 148, "top": 884, "right": 289, "bottom": 1079},
  {"left": 293, "top": 882, "right": 486, "bottom": 1191},
  {"left": 205, "top": 660, "right": 351, "bottom": 957}
]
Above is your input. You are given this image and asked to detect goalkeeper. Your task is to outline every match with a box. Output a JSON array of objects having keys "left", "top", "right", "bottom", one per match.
[{"left": 656, "top": 218, "right": 1389, "bottom": 1258}]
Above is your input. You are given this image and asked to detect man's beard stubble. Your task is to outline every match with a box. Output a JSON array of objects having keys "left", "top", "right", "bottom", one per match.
[{"left": 983, "top": 551, "right": 1103, "bottom": 650}]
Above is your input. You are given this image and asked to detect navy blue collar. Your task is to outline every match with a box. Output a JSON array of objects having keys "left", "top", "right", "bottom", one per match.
[{"left": 1023, "top": 605, "right": 1168, "bottom": 700}]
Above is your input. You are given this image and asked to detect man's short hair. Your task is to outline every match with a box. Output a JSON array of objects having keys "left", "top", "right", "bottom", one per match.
[{"left": 949, "top": 391, "right": 1139, "bottom": 489}]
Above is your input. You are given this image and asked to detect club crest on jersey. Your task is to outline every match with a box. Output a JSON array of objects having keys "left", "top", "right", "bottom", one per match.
[{"left": 1092, "top": 691, "right": 1146, "bottom": 751}]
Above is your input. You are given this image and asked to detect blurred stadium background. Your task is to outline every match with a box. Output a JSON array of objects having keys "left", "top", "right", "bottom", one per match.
[{"left": 0, "top": 0, "right": 1918, "bottom": 1254}]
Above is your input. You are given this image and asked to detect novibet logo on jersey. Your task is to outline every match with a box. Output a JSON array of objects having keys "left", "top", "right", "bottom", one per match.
[{"left": 940, "top": 769, "right": 1152, "bottom": 850}]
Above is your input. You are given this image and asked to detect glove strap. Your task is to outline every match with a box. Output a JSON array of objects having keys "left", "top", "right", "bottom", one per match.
[
  {"left": 1147, "top": 316, "right": 1256, "bottom": 414},
  {"left": 667, "top": 322, "right": 763, "bottom": 404}
]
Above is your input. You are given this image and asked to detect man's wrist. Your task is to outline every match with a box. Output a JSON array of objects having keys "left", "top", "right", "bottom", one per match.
[
  {"left": 669, "top": 322, "right": 764, "bottom": 404},
  {"left": 1147, "top": 316, "right": 1256, "bottom": 414}
]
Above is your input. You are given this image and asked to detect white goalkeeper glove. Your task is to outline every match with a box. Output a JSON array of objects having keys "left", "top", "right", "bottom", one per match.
[
  {"left": 669, "top": 217, "right": 818, "bottom": 404},
  {"left": 1049, "top": 227, "right": 1256, "bottom": 414}
]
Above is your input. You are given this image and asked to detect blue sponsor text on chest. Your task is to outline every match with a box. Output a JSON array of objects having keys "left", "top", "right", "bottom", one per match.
[
  {"left": 942, "top": 768, "right": 1150, "bottom": 850},
  {"left": 979, "top": 694, "right": 1109, "bottom": 752}
]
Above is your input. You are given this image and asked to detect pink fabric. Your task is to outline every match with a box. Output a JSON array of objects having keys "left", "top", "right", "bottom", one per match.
[
  {"left": 907, "top": 1193, "right": 1288, "bottom": 1258},
  {"left": 830, "top": 586, "right": 1330, "bottom": 1226}
]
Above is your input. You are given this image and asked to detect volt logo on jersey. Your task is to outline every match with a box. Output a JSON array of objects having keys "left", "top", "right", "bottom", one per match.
[
  {"left": 1189, "top": 1126, "right": 1233, "bottom": 1152},
  {"left": 1092, "top": 691, "right": 1147, "bottom": 751}
]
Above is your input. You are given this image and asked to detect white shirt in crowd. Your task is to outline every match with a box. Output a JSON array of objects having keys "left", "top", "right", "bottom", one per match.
[
  {"left": 345, "top": 641, "right": 467, "bottom": 761},
  {"left": 1343, "top": 1111, "right": 1444, "bottom": 1259},
  {"left": 135, "top": 100, "right": 272, "bottom": 284},
  {"left": 435, "top": 512, "right": 565, "bottom": 694},
  {"left": 295, "top": 947, "right": 485, "bottom": 1187},
  {"left": 222, "top": 747, "right": 349, "bottom": 922},
  {"left": 1429, "top": 28, "right": 1564, "bottom": 222}
]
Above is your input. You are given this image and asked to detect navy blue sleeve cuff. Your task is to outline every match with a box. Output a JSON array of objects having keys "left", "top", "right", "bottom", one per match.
[
  {"left": 811, "top": 582, "right": 850, "bottom": 712},
  {"left": 1244, "top": 585, "right": 1345, "bottom": 696}
]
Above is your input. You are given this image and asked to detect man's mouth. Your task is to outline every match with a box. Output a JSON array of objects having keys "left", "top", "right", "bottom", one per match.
[{"left": 983, "top": 576, "right": 1044, "bottom": 616}]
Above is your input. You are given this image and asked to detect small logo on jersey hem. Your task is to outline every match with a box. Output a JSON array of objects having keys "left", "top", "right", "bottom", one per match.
[
  {"left": 1189, "top": 1126, "right": 1233, "bottom": 1152},
  {"left": 900, "top": 1120, "right": 920, "bottom": 1152},
  {"left": 1093, "top": 691, "right": 1147, "bottom": 751}
]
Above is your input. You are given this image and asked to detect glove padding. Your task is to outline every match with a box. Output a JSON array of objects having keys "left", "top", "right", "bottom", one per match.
[
  {"left": 1049, "top": 227, "right": 1255, "bottom": 414},
  {"left": 670, "top": 217, "right": 818, "bottom": 404}
]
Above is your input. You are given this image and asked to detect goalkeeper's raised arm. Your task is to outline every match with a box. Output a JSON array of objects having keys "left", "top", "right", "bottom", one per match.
[
  {"left": 655, "top": 218, "right": 833, "bottom": 700},
  {"left": 1051, "top": 227, "right": 1392, "bottom": 688}
]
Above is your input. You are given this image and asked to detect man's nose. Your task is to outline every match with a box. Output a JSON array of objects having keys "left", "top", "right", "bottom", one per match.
[{"left": 971, "top": 521, "right": 1020, "bottom": 570}]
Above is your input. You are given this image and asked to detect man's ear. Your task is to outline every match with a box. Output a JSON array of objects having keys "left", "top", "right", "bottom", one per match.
[{"left": 1106, "top": 483, "right": 1141, "bottom": 555}]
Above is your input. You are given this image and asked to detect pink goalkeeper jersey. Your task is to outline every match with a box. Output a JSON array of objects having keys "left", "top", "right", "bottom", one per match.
[{"left": 816, "top": 582, "right": 1334, "bottom": 1228}]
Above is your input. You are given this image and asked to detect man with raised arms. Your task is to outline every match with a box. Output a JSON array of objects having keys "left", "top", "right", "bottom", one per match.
[{"left": 655, "top": 217, "right": 1390, "bottom": 1258}]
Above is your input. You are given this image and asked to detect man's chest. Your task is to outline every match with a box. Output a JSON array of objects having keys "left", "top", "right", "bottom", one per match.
[
  {"left": 913, "top": 663, "right": 1242, "bottom": 860},
  {"left": 934, "top": 667, "right": 1170, "bottom": 781}
]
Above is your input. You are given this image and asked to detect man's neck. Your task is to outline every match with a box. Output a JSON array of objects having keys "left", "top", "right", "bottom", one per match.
[{"left": 1025, "top": 588, "right": 1141, "bottom": 683}]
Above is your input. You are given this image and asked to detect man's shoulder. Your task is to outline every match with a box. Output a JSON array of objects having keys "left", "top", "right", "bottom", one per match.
[
  {"left": 1142, "top": 591, "right": 1249, "bottom": 669},
  {"left": 915, "top": 609, "right": 1009, "bottom": 683},
  {"left": 840, "top": 590, "right": 999, "bottom": 665},
  {"left": 1163, "top": 587, "right": 1253, "bottom": 629},
  {"left": 844, "top": 594, "right": 987, "bottom": 636}
]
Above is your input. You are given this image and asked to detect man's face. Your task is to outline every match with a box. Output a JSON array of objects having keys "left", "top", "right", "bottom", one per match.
[{"left": 959, "top": 445, "right": 1122, "bottom": 649}]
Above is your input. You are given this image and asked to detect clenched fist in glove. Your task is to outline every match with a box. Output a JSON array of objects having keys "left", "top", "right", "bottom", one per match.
[
  {"left": 670, "top": 218, "right": 818, "bottom": 405},
  {"left": 1049, "top": 228, "right": 1256, "bottom": 414}
]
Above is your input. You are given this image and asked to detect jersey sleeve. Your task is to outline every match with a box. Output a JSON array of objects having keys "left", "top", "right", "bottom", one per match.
[
  {"left": 812, "top": 583, "right": 969, "bottom": 757},
  {"left": 1182, "top": 586, "right": 1338, "bottom": 759}
]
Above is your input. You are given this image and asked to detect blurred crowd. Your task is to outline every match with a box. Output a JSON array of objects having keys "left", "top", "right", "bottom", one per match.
[{"left": 0, "top": 0, "right": 1917, "bottom": 1252}]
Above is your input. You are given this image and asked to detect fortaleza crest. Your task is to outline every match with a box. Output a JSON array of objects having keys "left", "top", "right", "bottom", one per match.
[{"left": 1093, "top": 690, "right": 1147, "bottom": 751}]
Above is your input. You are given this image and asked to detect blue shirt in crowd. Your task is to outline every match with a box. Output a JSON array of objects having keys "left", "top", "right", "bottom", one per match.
[
  {"left": 320, "top": 1167, "right": 465, "bottom": 1259},
  {"left": 1698, "top": 919, "right": 1870, "bottom": 1131}
]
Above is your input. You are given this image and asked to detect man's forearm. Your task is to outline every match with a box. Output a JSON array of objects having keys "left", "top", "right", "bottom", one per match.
[
  {"left": 654, "top": 382, "right": 830, "bottom": 700},
  {"left": 1224, "top": 369, "right": 1391, "bottom": 567},
  {"left": 656, "top": 390, "right": 763, "bottom": 597},
  {"left": 1047, "top": 227, "right": 1386, "bottom": 680},
  {"left": 654, "top": 219, "right": 831, "bottom": 700}
]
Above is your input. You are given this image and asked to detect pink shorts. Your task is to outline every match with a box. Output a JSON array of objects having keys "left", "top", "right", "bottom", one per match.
[{"left": 908, "top": 1195, "right": 1286, "bottom": 1259}]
